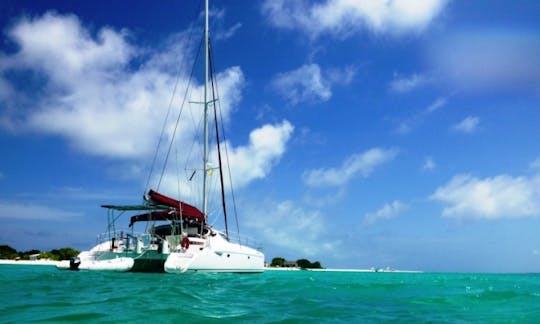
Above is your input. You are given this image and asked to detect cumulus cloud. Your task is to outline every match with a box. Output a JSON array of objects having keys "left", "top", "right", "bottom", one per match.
[
  {"left": 303, "top": 147, "right": 398, "bottom": 187},
  {"left": 431, "top": 174, "right": 540, "bottom": 219},
  {"left": 271, "top": 64, "right": 332, "bottom": 105},
  {"left": 221, "top": 120, "right": 294, "bottom": 188},
  {"left": 389, "top": 73, "right": 428, "bottom": 93},
  {"left": 152, "top": 120, "right": 294, "bottom": 206},
  {"left": 244, "top": 200, "right": 339, "bottom": 256},
  {"left": 6, "top": 12, "right": 133, "bottom": 83},
  {"left": 0, "top": 12, "right": 297, "bottom": 202},
  {"left": 271, "top": 63, "right": 356, "bottom": 105},
  {"left": 363, "top": 200, "right": 407, "bottom": 226},
  {"left": 0, "top": 12, "right": 250, "bottom": 161},
  {"left": 1, "top": 12, "right": 191, "bottom": 158},
  {"left": 262, "top": 0, "right": 448, "bottom": 38},
  {"left": 452, "top": 116, "right": 480, "bottom": 134},
  {"left": 428, "top": 28, "right": 540, "bottom": 94}
]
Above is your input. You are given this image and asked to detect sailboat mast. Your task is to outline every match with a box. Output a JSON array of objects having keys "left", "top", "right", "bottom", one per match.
[{"left": 202, "top": 0, "right": 209, "bottom": 220}]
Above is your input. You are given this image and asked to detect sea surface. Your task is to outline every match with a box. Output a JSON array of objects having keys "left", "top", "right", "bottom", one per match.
[{"left": 1, "top": 265, "right": 539, "bottom": 323}]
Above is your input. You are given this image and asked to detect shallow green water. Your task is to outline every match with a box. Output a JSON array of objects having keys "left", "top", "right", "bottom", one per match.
[{"left": 1, "top": 265, "right": 539, "bottom": 322}]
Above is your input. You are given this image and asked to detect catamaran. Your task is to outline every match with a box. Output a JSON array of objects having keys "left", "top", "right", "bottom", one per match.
[{"left": 58, "top": 0, "right": 265, "bottom": 273}]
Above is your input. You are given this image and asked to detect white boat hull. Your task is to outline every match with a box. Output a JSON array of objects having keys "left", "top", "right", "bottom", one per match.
[
  {"left": 164, "top": 233, "right": 264, "bottom": 273},
  {"left": 61, "top": 224, "right": 264, "bottom": 274},
  {"left": 165, "top": 249, "right": 264, "bottom": 273},
  {"left": 57, "top": 257, "right": 134, "bottom": 272},
  {"left": 80, "top": 257, "right": 134, "bottom": 271},
  {"left": 57, "top": 239, "right": 165, "bottom": 272}
]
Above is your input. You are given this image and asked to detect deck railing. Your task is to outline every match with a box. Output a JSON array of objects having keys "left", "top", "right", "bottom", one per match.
[{"left": 225, "top": 231, "right": 264, "bottom": 251}]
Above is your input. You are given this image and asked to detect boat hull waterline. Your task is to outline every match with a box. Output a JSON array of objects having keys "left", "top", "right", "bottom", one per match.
[
  {"left": 164, "top": 233, "right": 264, "bottom": 273},
  {"left": 58, "top": 229, "right": 264, "bottom": 273},
  {"left": 57, "top": 257, "right": 134, "bottom": 272}
]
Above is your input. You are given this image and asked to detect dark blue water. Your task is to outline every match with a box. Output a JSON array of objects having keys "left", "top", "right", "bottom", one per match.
[{"left": 1, "top": 265, "right": 540, "bottom": 322}]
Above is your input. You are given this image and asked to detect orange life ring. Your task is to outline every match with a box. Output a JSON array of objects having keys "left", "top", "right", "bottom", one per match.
[{"left": 181, "top": 237, "right": 190, "bottom": 249}]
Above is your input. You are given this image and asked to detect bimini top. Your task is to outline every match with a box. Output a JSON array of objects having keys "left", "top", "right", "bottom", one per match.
[{"left": 103, "top": 189, "right": 206, "bottom": 226}]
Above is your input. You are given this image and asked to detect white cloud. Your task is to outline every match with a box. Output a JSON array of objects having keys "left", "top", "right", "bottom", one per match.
[
  {"left": 303, "top": 147, "right": 398, "bottom": 187},
  {"left": 428, "top": 28, "right": 540, "bottom": 94},
  {"left": 0, "top": 13, "right": 181, "bottom": 158},
  {"left": 209, "top": 8, "right": 242, "bottom": 41},
  {"left": 215, "top": 22, "right": 242, "bottom": 41},
  {"left": 426, "top": 97, "right": 446, "bottom": 113},
  {"left": 0, "top": 201, "right": 82, "bottom": 220},
  {"left": 151, "top": 120, "right": 294, "bottom": 205},
  {"left": 326, "top": 65, "right": 357, "bottom": 85},
  {"left": 0, "top": 12, "right": 296, "bottom": 196},
  {"left": 423, "top": 156, "right": 436, "bottom": 171},
  {"left": 363, "top": 200, "right": 407, "bottom": 226},
  {"left": 0, "top": 12, "right": 246, "bottom": 161},
  {"left": 244, "top": 200, "right": 339, "bottom": 256},
  {"left": 452, "top": 116, "right": 480, "bottom": 134},
  {"left": 395, "top": 97, "right": 446, "bottom": 134},
  {"left": 7, "top": 12, "right": 133, "bottom": 84},
  {"left": 221, "top": 120, "right": 294, "bottom": 188},
  {"left": 389, "top": 73, "right": 428, "bottom": 93},
  {"left": 271, "top": 64, "right": 356, "bottom": 105},
  {"left": 431, "top": 174, "right": 540, "bottom": 219},
  {"left": 271, "top": 64, "right": 332, "bottom": 105},
  {"left": 262, "top": 0, "right": 448, "bottom": 38}
]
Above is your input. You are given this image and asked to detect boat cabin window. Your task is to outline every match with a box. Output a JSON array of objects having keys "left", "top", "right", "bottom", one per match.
[
  {"left": 146, "top": 220, "right": 204, "bottom": 238},
  {"left": 153, "top": 224, "right": 172, "bottom": 237},
  {"left": 186, "top": 226, "right": 199, "bottom": 236}
]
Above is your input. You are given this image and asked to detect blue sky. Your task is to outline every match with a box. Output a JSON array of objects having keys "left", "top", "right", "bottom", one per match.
[{"left": 1, "top": 0, "right": 539, "bottom": 272}]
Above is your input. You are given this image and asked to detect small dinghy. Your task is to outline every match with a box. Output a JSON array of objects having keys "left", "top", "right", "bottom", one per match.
[{"left": 57, "top": 257, "right": 134, "bottom": 272}]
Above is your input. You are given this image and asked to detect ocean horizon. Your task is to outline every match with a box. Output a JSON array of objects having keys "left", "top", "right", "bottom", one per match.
[{"left": 1, "top": 264, "right": 539, "bottom": 322}]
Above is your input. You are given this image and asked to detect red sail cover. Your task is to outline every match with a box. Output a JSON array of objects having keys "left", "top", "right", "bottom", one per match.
[{"left": 147, "top": 189, "right": 205, "bottom": 221}]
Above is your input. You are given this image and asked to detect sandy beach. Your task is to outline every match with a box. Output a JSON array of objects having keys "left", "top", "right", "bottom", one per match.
[{"left": 0, "top": 259, "right": 60, "bottom": 266}]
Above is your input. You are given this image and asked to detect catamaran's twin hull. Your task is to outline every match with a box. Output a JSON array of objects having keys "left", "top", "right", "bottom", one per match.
[
  {"left": 60, "top": 235, "right": 264, "bottom": 273},
  {"left": 56, "top": 256, "right": 134, "bottom": 272},
  {"left": 57, "top": 249, "right": 167, "bottom": 273},
  {"left": 164, "top": 248, "right": 264, "bottom": 273},
  {"left": 164, "top": 230, "right": 264, "bottom": 273}
]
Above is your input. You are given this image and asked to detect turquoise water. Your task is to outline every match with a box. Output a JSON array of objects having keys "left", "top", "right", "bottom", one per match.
[{"left": 1, "top": 265, "right": 540, "bottom": 322}]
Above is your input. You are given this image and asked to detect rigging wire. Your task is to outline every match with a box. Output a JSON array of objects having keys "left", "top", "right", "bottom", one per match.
[
  {"left": 144, "top": 65, "right": 182, "bottom": 196},
  {"left": 208, "top": 39, "right": 229, "bottom": 239},
  {"left": 208, "top": 40, "right": 241, "bottom": 241},
  {"left": 156, "top": 32, "right": 205, "bottom": 191},
  {"left": 145, "top": 0, "right": 203, "bottom": 195}
]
